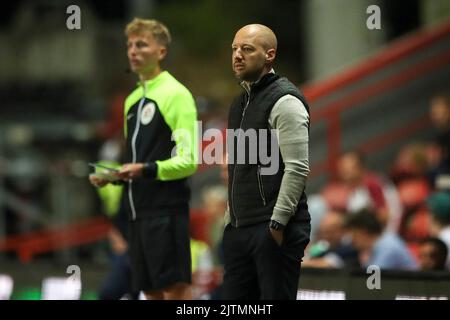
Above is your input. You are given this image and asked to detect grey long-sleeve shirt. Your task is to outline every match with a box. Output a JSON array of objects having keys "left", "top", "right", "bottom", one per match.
[{"left": 224, "top": 93, "right": 310, "bottom": 226}]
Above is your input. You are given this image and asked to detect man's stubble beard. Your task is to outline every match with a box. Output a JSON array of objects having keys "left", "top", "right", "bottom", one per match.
[
  {"left": 236, "top": 63, "right": 269, "bottom": 83},
  {"left": 236, "top": 69, "right": 264, "bottom": 83}
]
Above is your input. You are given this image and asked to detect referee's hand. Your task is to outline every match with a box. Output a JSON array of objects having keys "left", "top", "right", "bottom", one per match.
[
  {"left": 118, "top": 163, "right": 144, "bottom": 180},
  {"left": 89, "top": 174, "right": 109, "bottom": 188}
]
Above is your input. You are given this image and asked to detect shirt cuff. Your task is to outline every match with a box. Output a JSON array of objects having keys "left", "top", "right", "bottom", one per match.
[
  {"left": 142, "top": 162, "right": 158, "bottom": 179},
  {"left": 271, "top": 208, "right": 293, "bottom": 226}
]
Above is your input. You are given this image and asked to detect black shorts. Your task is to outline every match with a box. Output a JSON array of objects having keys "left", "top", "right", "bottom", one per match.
[{"left": 129, "top": 208, "right": 191, "bottom": 292}]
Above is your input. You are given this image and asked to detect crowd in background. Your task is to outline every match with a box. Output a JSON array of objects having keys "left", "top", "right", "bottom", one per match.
[{"left": 301, "top": 93, "right": 450, "bottom": 272}]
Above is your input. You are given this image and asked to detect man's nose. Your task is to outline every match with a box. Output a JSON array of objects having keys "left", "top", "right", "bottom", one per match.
[
  {"left": 129, "top": 45, "right": 137, "bottom": 56},
  {"left": 234, "top": 50, "right": 243, "bottom": 61}
]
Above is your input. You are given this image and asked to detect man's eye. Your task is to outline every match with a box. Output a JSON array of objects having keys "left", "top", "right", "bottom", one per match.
[{"left": 243, "top": 47, "right": 253, "bottom": 52}]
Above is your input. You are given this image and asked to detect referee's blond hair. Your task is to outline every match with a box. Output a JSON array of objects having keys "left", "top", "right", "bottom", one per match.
[{"left": 125, "top": 18, "right": 172, "bottom": 48}]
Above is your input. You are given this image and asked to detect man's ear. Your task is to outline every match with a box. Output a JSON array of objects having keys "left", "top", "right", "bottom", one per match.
[
  {"left": 265, "top": 48, "right": 276, "bottom": 64},
  {"left": 158, "top": 46, "right": 168, "bottom": 61}
]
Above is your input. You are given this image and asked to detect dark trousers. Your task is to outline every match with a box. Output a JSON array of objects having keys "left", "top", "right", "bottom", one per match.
[{"left": 222, "top": 220, "right": 310, "bottom": 300}]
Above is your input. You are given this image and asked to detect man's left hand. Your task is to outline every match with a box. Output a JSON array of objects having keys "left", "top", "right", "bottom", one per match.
[
  {"left": 118, "top": 163, "right": 144, "bottom": 180},
  {"left": 269, "top": 227, "right": 284, "bottom": 246}
]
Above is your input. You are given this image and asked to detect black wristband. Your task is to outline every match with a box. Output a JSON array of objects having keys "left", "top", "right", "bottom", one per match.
[
  {"left": 142, "top": 162, "right": 158, "bottom": 179},
  {"left": 269, "top": 220, "right": 285, "bottom": 231}
]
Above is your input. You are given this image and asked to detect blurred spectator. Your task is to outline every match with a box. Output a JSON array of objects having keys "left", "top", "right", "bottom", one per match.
[
  {"left": 98, "top": 201, "right": 135, "bottom": 300},
  {"left": 387, "top": 142, "right": 450, "bottom": 240},
  {"left": 303, "top": 211, "right": 359, "bottom": 269},
  {"left": 428, "top": 94, "right": 450, "bottom": 187},
  {"left": 344, "top": 209, "right": 418, "bottom": 270},
  {"left": 94, "top": 137, "right": 136, "bottom": 300},
  {"left": 320, "top": 182, "right": 350, "bottom": 213},
  {"left": 397, "top": 179, "right": 431, "bottom": 242},
  {"left": 96, "top": 190, "right": 135, "bottom": 299},
  {"left": 427, "top": 191, "right": 450, "bottom": 267},
  {"left": 190, "top": 237, "right": 214, "bottom": 299},
  {"left": 389, "top": 143, "right": 429, "bottom": 185},
  {"left": 324, "top": 151, "right": 392, "bottom": 226},
  {"left": 425, "top": 141, "right": 449, "bottom": 189},
  {"left": 201, "top": 185, "right": 227, "bottom": 266},
  {"left": 388, "top": 142, "right": 434, "bottom": 242},
  {"left": 417, "top": 237, "right": 448, "bottom": 271},
  {"left": 429, "top": 94, "right": 450, "bottom": 156},
  {"left": 307, "top": 194, "right": 329, "bottom": 243}
]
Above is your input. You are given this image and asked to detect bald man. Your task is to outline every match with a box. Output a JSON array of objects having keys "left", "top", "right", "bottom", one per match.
[{"left": 223, "top": 24, "right": 311, "bottom": 299}]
